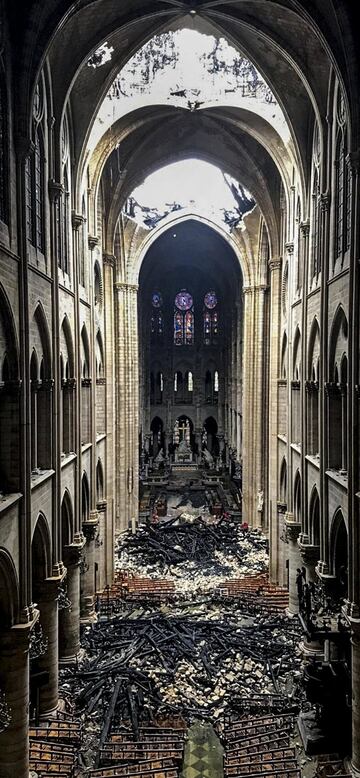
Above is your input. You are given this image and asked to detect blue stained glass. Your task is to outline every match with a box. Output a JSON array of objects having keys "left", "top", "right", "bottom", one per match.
[{"left": 152, "top": 291, "right": 163, "bottom": 308}]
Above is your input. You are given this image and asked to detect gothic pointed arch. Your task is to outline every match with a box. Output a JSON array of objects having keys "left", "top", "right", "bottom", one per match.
[
  {"left": 309, "top": 486, "right": 320, "bottom": 547},
  {"left": 0, "top": 547, "right": 19, "bottom": 628}
]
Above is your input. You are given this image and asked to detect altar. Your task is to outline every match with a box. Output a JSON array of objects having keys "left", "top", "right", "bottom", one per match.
[{"left": 173, "top": 417, "right": 194, "bottom": 463}]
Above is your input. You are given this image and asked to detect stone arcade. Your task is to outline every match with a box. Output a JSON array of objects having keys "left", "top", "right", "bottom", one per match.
[{"left": 0, "top": 1, "right": 359, "bottom": 776}]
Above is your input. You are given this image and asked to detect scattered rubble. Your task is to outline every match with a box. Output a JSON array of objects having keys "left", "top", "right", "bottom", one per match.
[{"left": 116, "top": 518, "right": 268, "bottom": 595}]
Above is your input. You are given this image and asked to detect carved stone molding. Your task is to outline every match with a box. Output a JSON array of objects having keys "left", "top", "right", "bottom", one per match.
[
  {"left": 268, "top": 257, "right": 282, "bottom": 272},
  {"left": 300, "top": 220, "right": 310, "bottom": 237},
  {"left": 48, "top": 180, "right": 64, "bottom": 203},
  {"left": 88, "top": 235, "right": 99, "bottom": 251},
  {"left": 72, "top": 212, "right": 86, "bottom": 231},
  {"left": 103, "top": 253, "right": 116, "bottom": 268}
]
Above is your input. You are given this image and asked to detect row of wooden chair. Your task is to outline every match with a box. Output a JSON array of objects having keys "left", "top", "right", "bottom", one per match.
[{"left": 224, "top": 713, "right": 300, "bottom": 778}]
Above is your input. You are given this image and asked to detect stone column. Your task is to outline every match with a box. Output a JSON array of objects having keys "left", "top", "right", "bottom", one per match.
[
  {"left": 35, "top": 576, "right": 63, "bottom": 715},
  {"left": 298, "top": 534, "right": 320, "bottom": 583},
  {"left": 115, "top": 283, "right": 139, "bottom": 532},
  {"left": 96, "top": 499, "right": 107, "bottom": 591},
  {"left": 268, "top": 257, "right": 282, "bottom": 580},
  {"left": 277, "top": 501, "right": 288, "bottom": 587},
  {"left": 80, "top": 512, "right": 98, "bottom": 623},
  {"left": 0, "top": 618, "right": 36, "bottom": 778},
  {"left": 59, "top": 534, "right": 85, "bottom": 664},
  {"left": 285, "top": 513, "right": 302, "bottom": 615},
  {"left": 242, "top": 285, "right": 267, "bottom": 528},
  {"left": 103, "top": 254, "right": 116, "bottom": 584}
]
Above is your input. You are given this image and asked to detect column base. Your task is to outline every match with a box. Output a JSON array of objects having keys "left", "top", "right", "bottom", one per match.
[
  {"left": 285, "top": 608, "right": 299, "bottom": 618},
  {"left": 345, "top": 758, "right": 360, "bottom": 778}
]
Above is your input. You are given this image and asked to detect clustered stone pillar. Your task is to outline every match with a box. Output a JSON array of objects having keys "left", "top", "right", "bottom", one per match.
[
  {"left": 0, "top": 620, "right": 35, "bottom": 778},
  {"left": 59, "top": 534, "right": 85, "bottom": 663},
  {"left": 267, "top": 257, "right": 282, "bottom": 579},
  {"left": 35, "top": 575, "right": 64, "bottom": 715},
  {"left": 298, "top": 535, "right": 320, "bottom": 584},
  {"left": 349, "top": 619, "right": 360, "bottom": 775},
  {"left": 80, "top": 512, "right": 98, "bottom": 623},
  {"left": 115, "top": 282, "right": 139, "bottom": 532},
  {"left": 285, "top": 513, "right": 302, "bottom": 615},
  {"left": 242, "top": 285, "right": 267, "bottom": 527}
]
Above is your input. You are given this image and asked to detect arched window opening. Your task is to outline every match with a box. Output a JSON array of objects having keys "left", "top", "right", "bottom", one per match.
[
  {"left": 81, "top": 473, "right": 90, "bottom": 523},
  {"left": 60, "top": 318, "right": 75, "bottom": 456},
  {"left": 187, "top": 371, "right": 193, "bottom": 393},
  {"left": 174, "top": 290, "right": 194, "bottom": 345},
  {"left": 310, "top": 490, "right": 320, "bottom": 547},
  {"left": 96, "top": 460, "right": 104, "bottom": 502},
  {"left": 94, "top": 262, "right": 103, "bottom": 309},
  {"left": 203, "top": 291, "right": 218, "bottom": 345},
  {"left": 294, "top": 472, "right": 301, "bottom": 524},
  {"left": 291, "top": 329, "right": 301, "bottom": 443},
  {"left": 335, "top": 131, "right": 345, "bottom": 261},
  {"left": 310, "top": 169, "right": 320, "bottom": 279},
  {"left": 155, "top": 371, "right": 163, "bottom": 404},
  {"left": 328, "top": 308, "right": 348, "bottom": 471},
  {"left": 81, "top": 326, "right": 91, "bottom": 444},
  {"left": 80, "top": 195, "right": 86, "bottom": 286},
  {"left": 332, "top": 510, "right": 348, "bottom": 597},
  {"left": 205, "top": 370, "right": 212, "bottom": 403},
  {"left": 279, "top": 459, "right": 287, "bottom": 504},
  {"left": 0, "top": 71, "right": 9, "bottom": 224},
  {"left": 150, "top": 416, "right": 164, "bottom": 459},
  {"left": 0, "top": 289, "right": 20, "bottom": 495},
  {"left": 307, "top": 321, "right": 320, "bottom": 456},
  {"left": 214, "top": 370, "right": 219, "bottom": 395},
  {"left": 174, "top": 371, "right": 183, "bottom": 403},
  {"left": 202, "top": 416, "right": 219, "bottom": 458},
  {"left": 151, "top": 291, "right": 163, "bottom": 337}
]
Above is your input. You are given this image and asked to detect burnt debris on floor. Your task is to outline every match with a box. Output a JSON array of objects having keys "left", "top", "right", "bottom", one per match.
[{"left": 54, "top": 513, "right": 308, "bottom": 776}]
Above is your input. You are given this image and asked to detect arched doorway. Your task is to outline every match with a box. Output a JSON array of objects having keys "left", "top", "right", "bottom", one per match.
[
  {"left": 150, "top": 416, "right": 164, "bottom": 459},
  {"left": 203, "top": 416, "right": 219, "bottom": 457},
  {"left": 332, "top": 510, "right": 348, "bottom": 597}
]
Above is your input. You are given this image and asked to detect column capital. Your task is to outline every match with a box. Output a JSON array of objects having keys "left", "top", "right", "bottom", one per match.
[
  {"left": 72, "top": 212, "right": 86, "bottom": 231},
  {"left": 298, "top": 541, "right": 320, "bottom": 567},
  {"left": 277, "top": 501, "right": 287, "bottom": 514},
  {"left": 115, "top": 281, "right": 139, "bottom": 293},
  {"left": 48, "top": 179, "right": 64, "bottom": 203},
  {"left": 82, "top": 515, "right": 98, "bottom": 541},
  {"left": 88, "top": 235, "right": 99, "bottom": 251},
  {"left": 97, "top": 499, "right": 107, "bottom": 512},
  {"left": 35, "top": 572, "right": 66, "bottom": 602},
  {"left": 268, "top": 257, "right": 282, "bottom": 272},
  {"left": 0, "top": 379, "right": 22, "bottom": 395},
  {"left": 284, "top": 514, "right": 301, "bottom": 542},
  {"left": 300, "top": 220, "right": 310, "bottom": 237},
  {"left": 103, "top": 252, "right": 116, "bottom": 267},
  {"left": 320, "top": 193, "right": 330, "bottom": 212},
  {"left": 285, "top": 241, "right": 294, "bottom": 255}
]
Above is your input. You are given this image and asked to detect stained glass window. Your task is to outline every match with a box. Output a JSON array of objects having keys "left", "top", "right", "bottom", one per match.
[
  {"left": 151, "top": 292, "right": 164, "bottom": 336},
  {"left": 203, "top": 291, "right": 218, "bottom": 344},
  {"left": 152, "top": 291, "right": 163, "bottom": 308},
  {"left": 174, "top": 290, "right": 194, "bottom": 345},
  {"left": 204, "top": 291, "right": 217, "bottom": 309},
  {"left": 175, "top": 290, "right": 193, "bottom": 311},
  {"left": 174, "top": 310, "right": 184, "bottom": 345}
]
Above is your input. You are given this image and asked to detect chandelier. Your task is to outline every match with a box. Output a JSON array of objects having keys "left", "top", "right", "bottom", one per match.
[{"left": 0, "top": 689, "right": 11, "bottom": 733}]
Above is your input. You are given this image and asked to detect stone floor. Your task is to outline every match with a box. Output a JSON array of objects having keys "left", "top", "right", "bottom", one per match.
[{"left": 182, "top": 721, "right": 224, "bottom": 778}]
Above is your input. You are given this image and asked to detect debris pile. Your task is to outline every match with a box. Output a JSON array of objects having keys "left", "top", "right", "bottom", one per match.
[
  {"left": 116, "top": 519, "right": 268, "bottom": 594},
  {"left": 223, "top": 712, "right": 301, "bottom": 778},
  {"left": 56, "top": 513, "right": 302, "bottom": 775}
]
